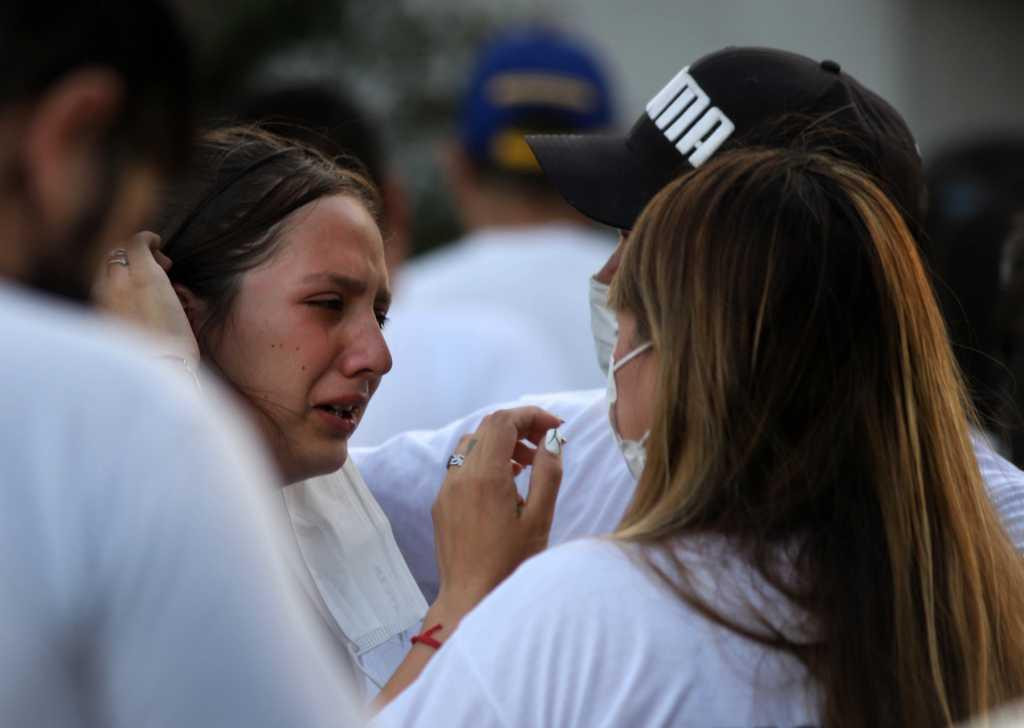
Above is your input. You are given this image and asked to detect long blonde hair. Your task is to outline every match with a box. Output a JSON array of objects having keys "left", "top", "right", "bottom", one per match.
[{"left": 611, "top": 148, "right": 1024, "bottom": 726}]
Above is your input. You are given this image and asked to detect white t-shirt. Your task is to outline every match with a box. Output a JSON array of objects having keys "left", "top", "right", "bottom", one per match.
[
  {"left": 353, "top": 388, "right": 624, "bottom": 602},
  {"left": 395, "top": 223, "right": 616, "bottom": 391},
  {"left": 0, "top": 283, "right": 362, "bottom": 727},
  {"left": 352, "top": 388, "right": 1024, "bottom": 602},
  {"left": 375, "top": 538, "right": 820, "bottom": 728}
]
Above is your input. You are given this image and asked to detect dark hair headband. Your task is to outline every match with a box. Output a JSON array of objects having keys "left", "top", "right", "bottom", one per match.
[{"left": 163, "top": 148, "right": 295, "bottom": 247}]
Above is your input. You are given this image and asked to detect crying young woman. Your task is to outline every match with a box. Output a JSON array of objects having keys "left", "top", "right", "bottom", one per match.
[{"left": 94, "top": 126, "right": 565, "bottom": 701}]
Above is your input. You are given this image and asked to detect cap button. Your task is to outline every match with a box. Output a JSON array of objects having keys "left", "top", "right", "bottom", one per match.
[{"left": 820, "top": 59, "right": 841, "bottom": 74}]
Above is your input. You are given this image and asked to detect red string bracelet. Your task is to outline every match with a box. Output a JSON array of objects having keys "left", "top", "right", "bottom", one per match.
[{"left": 410, "top": 623, "right": 443, "bottom": 650}]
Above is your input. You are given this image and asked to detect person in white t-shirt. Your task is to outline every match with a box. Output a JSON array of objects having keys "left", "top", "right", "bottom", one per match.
[
  {"left": 353, "top": 48, "right": 1024, "bottom": 605},
  {"left": 389, "top": 25, "right": 618, "bottom": 415},
  {"left": 1, "top": 284, "right": 366, "bottom": 727},
  {"left": 0, "top": 3, "right": 363, "bottom": 725},
  {"left": 376, "top": 147, "right": 1024, "bottom": 727}
]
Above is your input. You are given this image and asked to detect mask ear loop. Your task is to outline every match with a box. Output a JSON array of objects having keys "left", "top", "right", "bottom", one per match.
[
  {"left": 608, "top": 341, "right": 654, "bottom": 434},
  {"left": 611, "top": 341, "right": 654, "bottom": 373}
]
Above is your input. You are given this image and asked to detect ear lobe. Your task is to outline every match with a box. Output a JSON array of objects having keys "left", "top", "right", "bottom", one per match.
[{"left": 22, "top": 68, "right": 125, "bottom": 230}]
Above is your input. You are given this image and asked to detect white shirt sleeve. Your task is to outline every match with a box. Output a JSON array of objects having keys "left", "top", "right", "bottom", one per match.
[{"left": 351, "top": 390, "right": 606, "bottom": 601}]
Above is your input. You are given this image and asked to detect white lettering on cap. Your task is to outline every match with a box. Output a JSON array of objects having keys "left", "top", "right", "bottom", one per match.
[{"left": 645, "top": 67, "right": 735, "bottom": 167}]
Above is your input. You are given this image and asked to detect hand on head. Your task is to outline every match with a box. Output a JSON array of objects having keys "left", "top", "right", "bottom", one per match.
[
  {"left": 93, "top": 231, "right": 199, "bottom": 364},
  {"left": 431, "top": 406, "right": 565, "bottom": 617}
]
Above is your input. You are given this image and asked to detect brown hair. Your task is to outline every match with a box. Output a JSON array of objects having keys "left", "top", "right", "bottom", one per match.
[
  {"left": 158, "top": 125, "right": 379, "bottom": 353},
  {"left": 611, "top": 148, "right": 1024, "bottom": 726}
]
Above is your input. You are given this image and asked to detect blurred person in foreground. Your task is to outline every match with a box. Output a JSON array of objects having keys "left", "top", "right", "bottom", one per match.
[
  {"left": 923, "top": 138, "right": 1024, "bottom": 462},
  {"left": 352, "top": 48, "right": 1024, "bottom": 606},
  {"left": 0, "top": 3, "right": 364, "bottom": 725},
  {"left": 231, "top": 80, "right": 568, "bottom": 446},
  {"left": 375, "top": 145, "right": 1024, "bottom": 728},
  {"left": 392, "top": 25, "right": 618, "bottom": 397}
]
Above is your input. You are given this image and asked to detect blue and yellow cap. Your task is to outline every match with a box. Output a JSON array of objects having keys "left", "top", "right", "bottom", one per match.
[{"left": 460, "top": 26, "right": 614, "bottom": 174}]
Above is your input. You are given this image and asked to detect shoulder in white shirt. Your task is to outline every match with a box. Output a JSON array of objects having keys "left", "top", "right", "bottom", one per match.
[
  {"left": 375, "top": 538, "right": 819, "bottom": 728},
  {"left": 0, "top": 284, "right": 362, "bottom": 727}
]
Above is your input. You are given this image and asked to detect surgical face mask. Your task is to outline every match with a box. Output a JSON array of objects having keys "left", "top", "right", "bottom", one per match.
[
  {"left": 607, "top": 341, "right": 653, "bottom": 480},
  {"left": 590, "top": 277, "right": 618, "bottom": 377},
  {"left": 283, "top": 458, "right": 427, "bottom": 664}
]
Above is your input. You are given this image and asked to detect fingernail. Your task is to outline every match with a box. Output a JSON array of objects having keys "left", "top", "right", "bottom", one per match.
[{"left": 544, "top": 428, "right": 567, "bottom": 456}]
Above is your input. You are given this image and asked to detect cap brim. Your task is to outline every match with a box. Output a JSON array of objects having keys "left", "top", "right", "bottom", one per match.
[{"left": 526, "top": 133, "right": 665, "bottom": 230}]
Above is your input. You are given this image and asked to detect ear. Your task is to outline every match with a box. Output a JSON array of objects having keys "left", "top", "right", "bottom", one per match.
[
  {"left": 173, "top": 283, "right": 208, "bottom": 332},
  {"left": 21, "top": 68, "right": 124, "bottom": 230}
]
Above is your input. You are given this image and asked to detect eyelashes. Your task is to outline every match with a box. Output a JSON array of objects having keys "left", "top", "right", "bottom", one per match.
[
  {"left": 307, "top": 298, "right": 343, "bottom": 311},
  {"left": 305, "top": 299, "right": 389, "bottom": 329}
]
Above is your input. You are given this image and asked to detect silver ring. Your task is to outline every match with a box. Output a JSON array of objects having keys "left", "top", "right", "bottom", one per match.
[
  {"left": 446, "top": 453, "right": 465, "bottom": 469},
  {"left": 107, "top": 249, "right": 129, "bottom": 267}
]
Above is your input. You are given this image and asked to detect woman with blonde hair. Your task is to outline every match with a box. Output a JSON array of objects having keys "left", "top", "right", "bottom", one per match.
[{"left": 376, "top": 147, "right": 1024, "bottom": 726}]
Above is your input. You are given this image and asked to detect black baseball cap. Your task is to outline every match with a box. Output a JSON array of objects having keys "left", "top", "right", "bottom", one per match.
[{"left": 526, "top": 46, "right": 923, "bottom": 231}]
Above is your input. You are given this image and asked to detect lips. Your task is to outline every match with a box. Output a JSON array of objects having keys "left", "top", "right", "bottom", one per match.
[{"left": 312, "top": 394, "right": 368, "bottom": 436}]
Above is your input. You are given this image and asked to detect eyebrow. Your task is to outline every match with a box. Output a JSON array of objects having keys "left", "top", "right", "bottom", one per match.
[{"left": 301, "top": 272, "right": 392, "bottom": 309}]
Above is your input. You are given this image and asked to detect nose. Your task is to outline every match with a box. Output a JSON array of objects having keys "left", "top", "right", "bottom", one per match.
[{"left": 338, "top": 313, "right": 393, "bottom": 380}]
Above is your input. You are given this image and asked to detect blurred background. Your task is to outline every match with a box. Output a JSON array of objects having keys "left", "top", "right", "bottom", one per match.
[
  {"left": 171, "top": 0, "right": 1024, "bottom": 254},
  {"left": 170, "top": 0, "right": 1024, "bottom": 456}
]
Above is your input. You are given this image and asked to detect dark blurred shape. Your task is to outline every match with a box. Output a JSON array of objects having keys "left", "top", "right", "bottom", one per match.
[
  {"left": 170, "top": 0, "right": 344, "bottom": 111},
  {"left": 230, "top": 81, "right": 410, "bottom": 273},
  {"left": 999, "top": 213, "right": 1024, "bottom": 463},
  {"left": 0, "top": 1, "right": 193, "bottom": 179},
  {"left": 232, "top": 81, "right": 385, "bottom": 185},
  {"left": 0, "top": 0, "right": 193, "bottom": 301},
  {"left": 925, "top": 136, "right": 1024, "bottom": 457}
]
